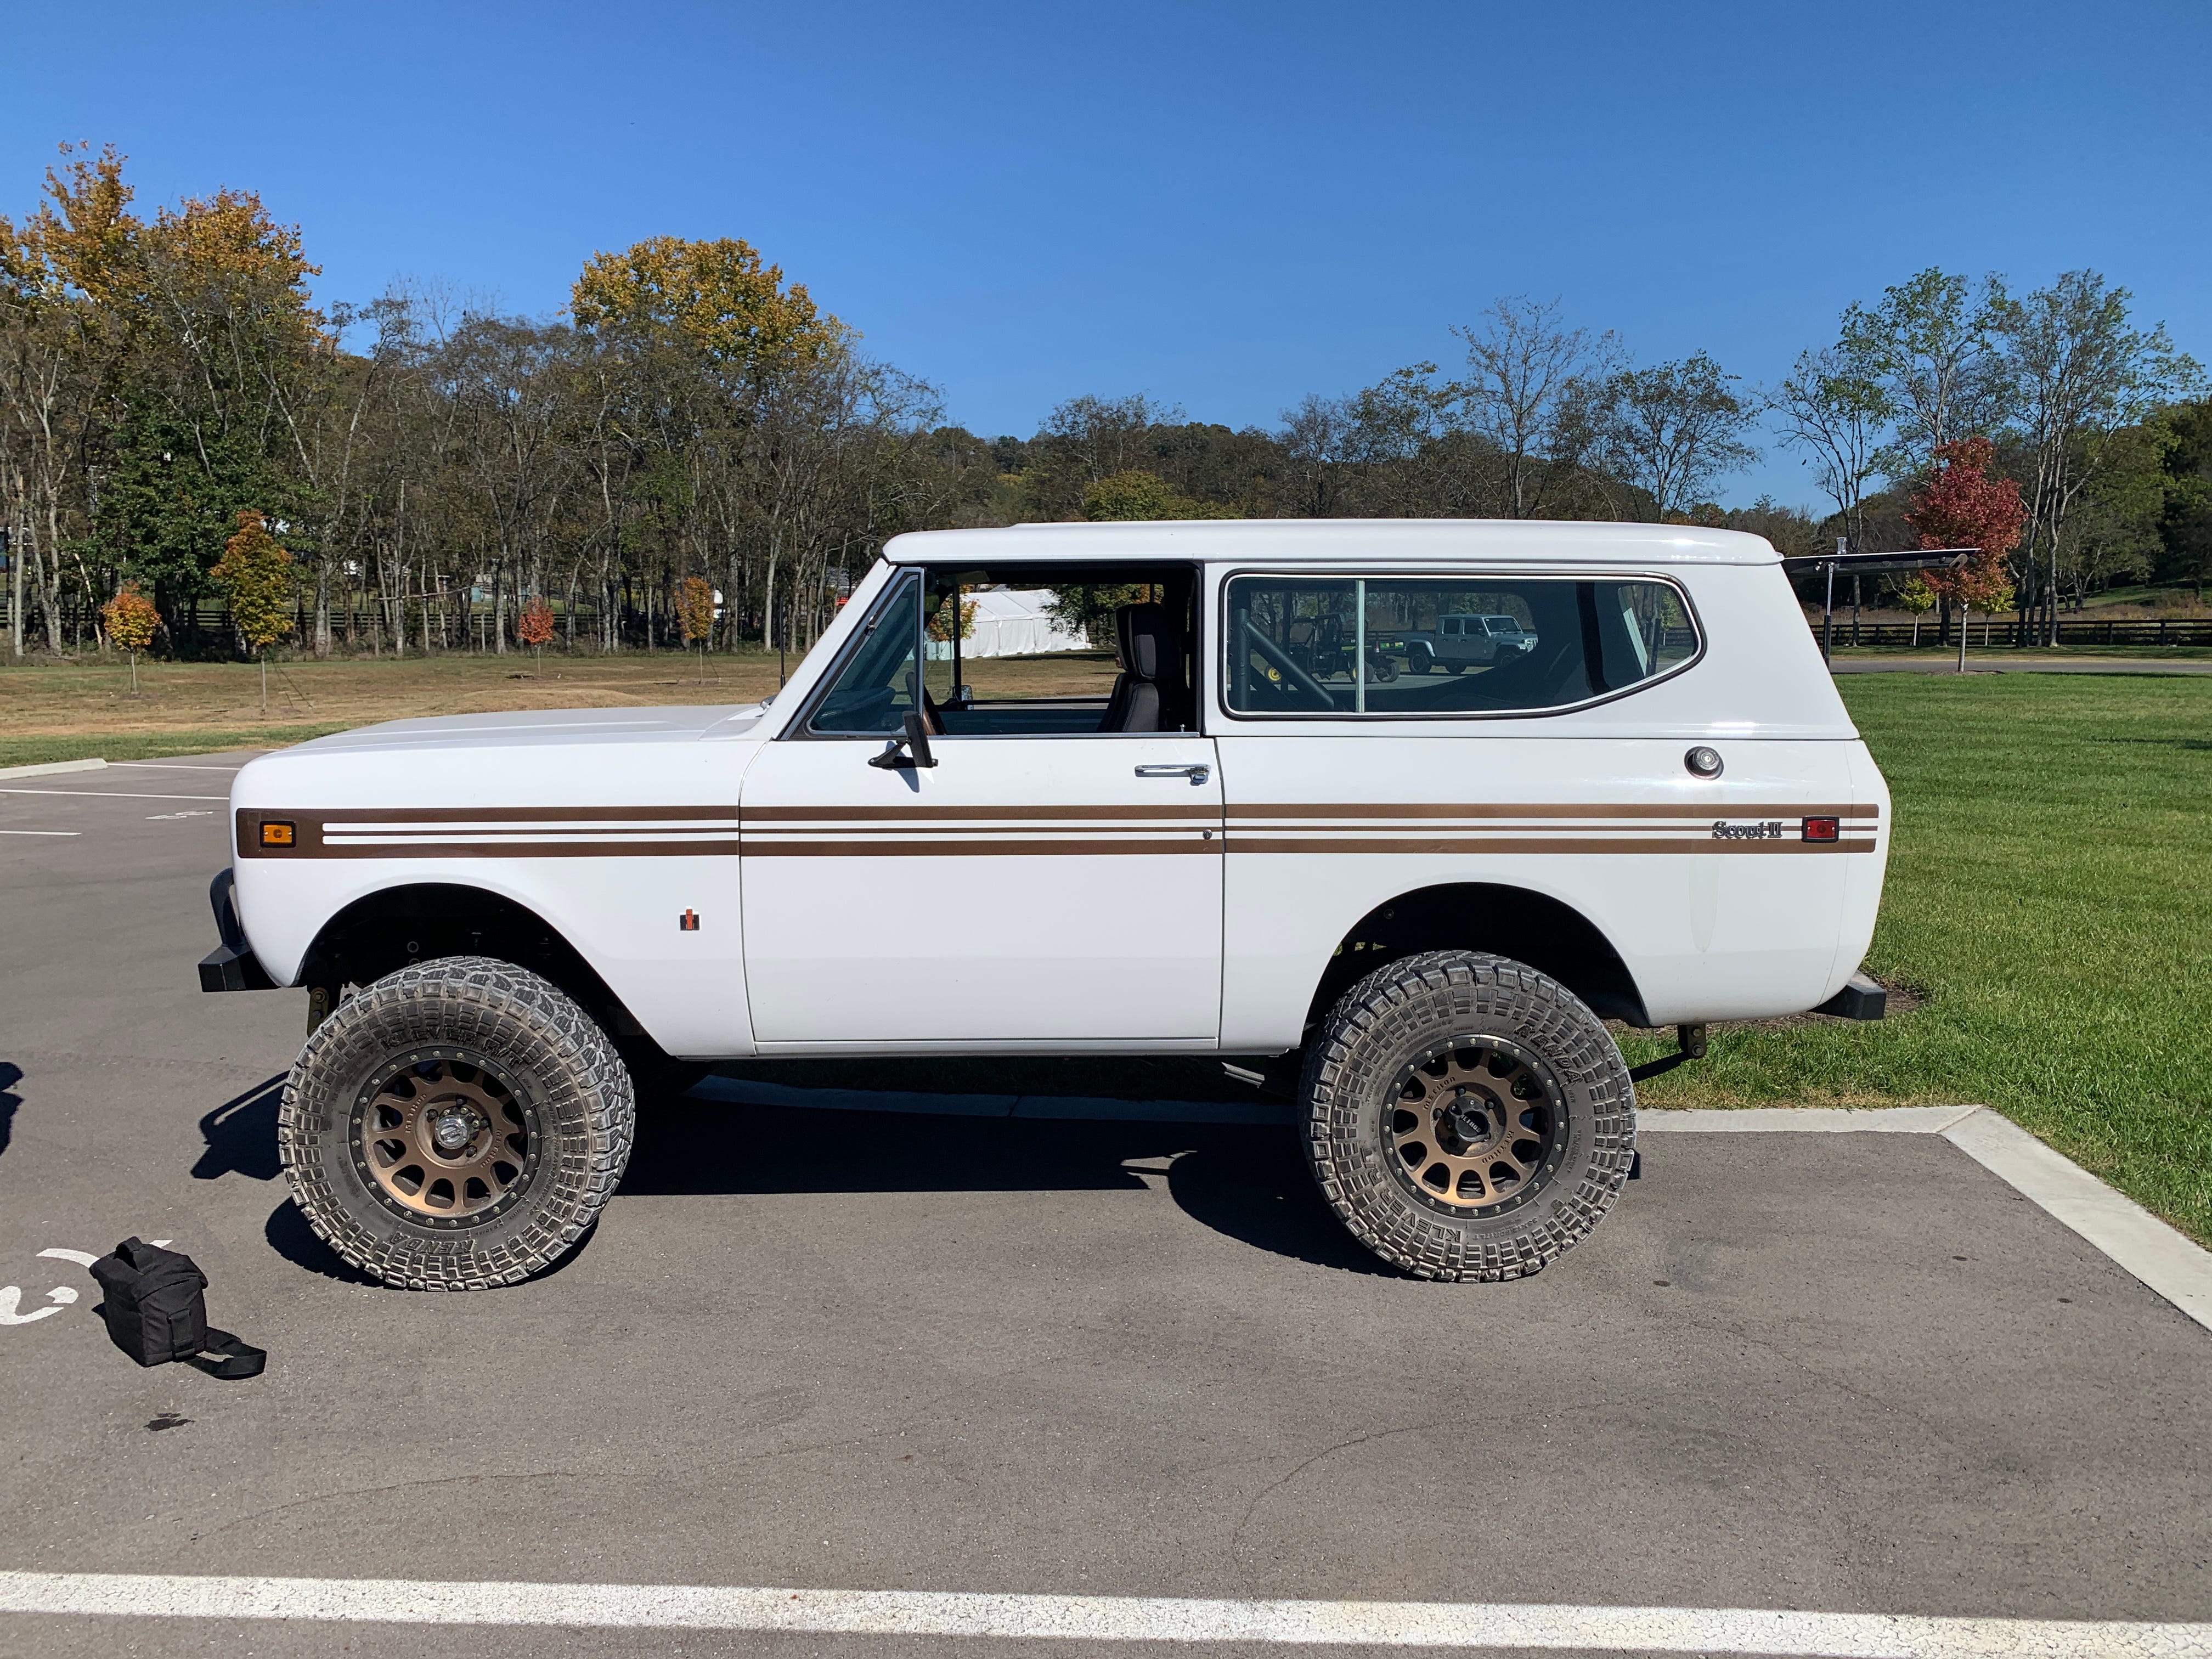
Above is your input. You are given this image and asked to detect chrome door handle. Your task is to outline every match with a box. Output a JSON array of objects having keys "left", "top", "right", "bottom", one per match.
[{"left": 1135, "top": 764, "right": 1210, "bottom": 785}]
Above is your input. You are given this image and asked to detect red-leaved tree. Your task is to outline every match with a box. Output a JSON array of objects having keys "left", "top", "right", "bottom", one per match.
[
  {"left": 517, "top": 595, "right": 555, "bottom": 669},
  {"left": 1905, "top": 437, "right": 2024, "bottom": 671}
]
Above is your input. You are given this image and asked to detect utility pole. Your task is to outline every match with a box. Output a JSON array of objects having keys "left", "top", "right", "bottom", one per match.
[
  {"left": 1823, "top": 557, "right": 1836, "bottom": 663},
  {"left": 3, "top": 527, "right": 17, "bottom": 659}
]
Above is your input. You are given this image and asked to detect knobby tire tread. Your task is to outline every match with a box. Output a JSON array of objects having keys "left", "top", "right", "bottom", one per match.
[
  {"left": 1300, "top": 950, "right": 1636, "bottom": 1282},
  {"left": 278, "top": 956, "right": 634, "bottom": 1291}
]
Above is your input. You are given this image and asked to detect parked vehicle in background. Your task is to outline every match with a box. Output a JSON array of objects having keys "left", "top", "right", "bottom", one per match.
[
  {"left": 1399, "top": 612, "right": 1538, "bottom": 673},
  {"left": 199, "top": 520, "right": 1891, "bottom": 1294}
]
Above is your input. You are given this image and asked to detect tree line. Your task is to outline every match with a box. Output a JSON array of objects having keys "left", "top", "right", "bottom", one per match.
[{"left": 3, "top": 143, "right": 2207, "bottom": 664}]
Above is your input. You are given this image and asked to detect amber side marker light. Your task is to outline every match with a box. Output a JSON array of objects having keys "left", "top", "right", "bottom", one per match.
[
  {"left": 259, "top": 821, "right": 297, "bottom": 848},
  {"left": 1802, "top": 816, "right": 1840, "bottom": 843}
]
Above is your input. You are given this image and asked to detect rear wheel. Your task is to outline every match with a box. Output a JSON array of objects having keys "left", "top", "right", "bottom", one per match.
[
  {"left": 278, "top": 956, "right": 635, "bottom": 1290},
  {"left": 1301, "top": 951, "right": 1634, "bottom": 1280}
]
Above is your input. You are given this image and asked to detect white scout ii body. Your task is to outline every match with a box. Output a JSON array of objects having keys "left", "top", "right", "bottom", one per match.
[{"left": 210, "top": 520, "right": 1889, "bottom": 1290}]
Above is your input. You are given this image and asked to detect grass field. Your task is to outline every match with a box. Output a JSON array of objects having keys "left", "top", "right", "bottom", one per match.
[
  {"left": 0, "top": 648, "right": 1123, "bottom": 768},
  {"left": 6, "top": 654, "right": 2206, "bottom": 1243}
]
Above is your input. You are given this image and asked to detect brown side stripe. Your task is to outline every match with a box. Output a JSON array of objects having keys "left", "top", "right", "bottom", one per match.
[
  {"left": 1227, "top": 837, "right": 1877, "bottom": 856},
  {"left": 744, "top": 803, "right": 1218, "bottom": 822},
  {"left": 238, "top": 807, "right": 740, "bottom": 860},
  {"left": 1228, "top": 803, "right": 1881, "bottom": 820},
  {"left": 291, "top": 840, "right": 743, "bottom": 860},
  {"left": 744, "top": 838, "right": 1218, "bottom": 857},
  {"left": 239, "top": 803, "right": 1883, "bottom": 859}
]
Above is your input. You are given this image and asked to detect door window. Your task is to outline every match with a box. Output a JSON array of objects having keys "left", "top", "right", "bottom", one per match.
[
  {"left": 1223, "top": 574, "right": 1699, "bottom": 718},
  {"left": 808, "top": 573, "right": 921, "bottom": 735}
]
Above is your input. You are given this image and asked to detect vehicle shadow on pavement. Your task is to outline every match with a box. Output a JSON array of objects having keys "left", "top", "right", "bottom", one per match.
[
  {"left": 261, "top": 1199, "right": 376, "bottom": 1285},
  {"left": 0, "top": 1062, "right": 19, "bottom": 1160},
  {"left": 622, "top": 1095, "right": 1390, "bottom": 1275},
  {"left": 193, "top": 1073, "right": 287, "bottom": 1182}
]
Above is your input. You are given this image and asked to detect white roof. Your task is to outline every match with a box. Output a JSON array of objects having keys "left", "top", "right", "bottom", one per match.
[{"left": 884, "top": 518, "right": 1780, "bottom": 567}]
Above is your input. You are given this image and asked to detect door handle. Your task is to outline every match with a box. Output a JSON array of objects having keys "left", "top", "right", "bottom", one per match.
[{"left": 1135, "top": 764, "right": 1210, "bottom": 786}]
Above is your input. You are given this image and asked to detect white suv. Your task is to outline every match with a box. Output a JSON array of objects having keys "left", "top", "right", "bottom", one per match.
[
  {"left": 200, "top": 520, "right": 1890, "bottom": 1291},
  {"left": 1404, "top": 611, "right": 1537, "bottom": 672}
]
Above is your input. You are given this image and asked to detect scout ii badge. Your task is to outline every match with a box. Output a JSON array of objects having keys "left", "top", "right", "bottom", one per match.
[{"left": 90, "top": 1238, "right": 267, "bottom": 1379}]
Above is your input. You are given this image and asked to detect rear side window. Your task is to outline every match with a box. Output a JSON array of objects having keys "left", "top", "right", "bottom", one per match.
[{"left": 1223, "top": 574, "right": 1698, "bottom": 717}]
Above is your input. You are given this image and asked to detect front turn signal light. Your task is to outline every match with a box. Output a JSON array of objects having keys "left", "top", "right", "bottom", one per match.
[{"left": 260, "top": 821, "right": 297, "bottom": 848}]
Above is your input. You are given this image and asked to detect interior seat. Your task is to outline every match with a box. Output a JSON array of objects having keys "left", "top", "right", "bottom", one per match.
[{"left": 1099, "top": 602, "right": 1176, "bottom": 732}]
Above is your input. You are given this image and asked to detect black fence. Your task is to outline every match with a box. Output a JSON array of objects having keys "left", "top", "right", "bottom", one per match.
[{"left": 1809, "top": 616, "right": 2212, "bottom": 650}]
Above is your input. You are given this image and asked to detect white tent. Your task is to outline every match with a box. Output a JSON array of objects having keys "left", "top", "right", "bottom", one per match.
[{"left": 934, "top": 589, "right": 1092, "bottom": 659}]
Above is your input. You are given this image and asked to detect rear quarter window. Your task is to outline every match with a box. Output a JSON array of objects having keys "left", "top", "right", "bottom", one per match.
[{"left": 1222, "top": 573, "right": 1699, "bottom": 718}]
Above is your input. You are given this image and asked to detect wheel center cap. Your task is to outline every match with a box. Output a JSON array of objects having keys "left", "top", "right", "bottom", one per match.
[
  {"left": 1441, "top": 1092, "right": 1498, "bottom": 1150},
  {"left": 427, "top": 1108, "right": 481, "bottom": 1154}
]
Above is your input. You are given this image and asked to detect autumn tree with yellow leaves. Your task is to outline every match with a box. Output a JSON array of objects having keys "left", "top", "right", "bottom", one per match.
[
  {"left": 99, "top": 582, "right": 160, "bottom": 691},
  {"left": 208, "top": 511, "right": 295, "bottom": 710}
]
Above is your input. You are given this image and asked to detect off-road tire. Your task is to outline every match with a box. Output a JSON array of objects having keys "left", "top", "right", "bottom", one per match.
[
  {"left": 1301, "top": 950, "right": 1635, "bottom": 1281},
  {"left": 279, "top": 956, "right": 635, "bottom": 1290}
]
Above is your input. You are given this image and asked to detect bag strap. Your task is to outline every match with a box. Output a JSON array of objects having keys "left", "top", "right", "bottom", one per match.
[{"left": 185, "top": 1329, "right": 267, "bottom": 1381}]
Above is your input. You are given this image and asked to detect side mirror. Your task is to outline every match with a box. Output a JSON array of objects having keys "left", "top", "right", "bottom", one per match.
[{"left": 867, "top": 709, "right": 939, "bottom": 770}]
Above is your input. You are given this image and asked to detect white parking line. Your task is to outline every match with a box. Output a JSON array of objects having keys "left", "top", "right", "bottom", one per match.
[
  {"left": 0, "top": 1573, "right": 2203, "bottom": 1655},
  {"left": 0, "top": 787, "right": 228, "bottom": 802},
  {"left": 109, "top": 760, "right": 248, "bottom": 771},
  {"left": 0, "top": 830, "right": 81, "bottom": 837}
]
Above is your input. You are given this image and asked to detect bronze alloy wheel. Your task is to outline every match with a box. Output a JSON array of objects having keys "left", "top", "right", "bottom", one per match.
[
  {"left": 1302, "top": 951, "right": 1633, "bottom": 1281},
  {"left": 1385, "top": 1036, "right": 1566, "bottom": 1216},
  {"left": 351, "top": 1048, "right": 541, "bottom": 1229},
  {"left": 285, "top": 957, "right": 634, "bottom": 1289}
]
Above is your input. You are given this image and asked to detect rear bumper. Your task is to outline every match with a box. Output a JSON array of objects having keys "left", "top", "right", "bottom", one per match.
[{"left": 198, "top": 868, "right": 279, "bottom": 992}]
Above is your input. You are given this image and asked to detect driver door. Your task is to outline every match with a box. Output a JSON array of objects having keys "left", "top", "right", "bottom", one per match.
[{"left": 740, "top": 569, "right": 1224, "bottom": 1047}]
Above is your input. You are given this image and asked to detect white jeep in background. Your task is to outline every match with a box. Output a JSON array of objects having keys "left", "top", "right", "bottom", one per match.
[
  {"left": 199, "top": 520, "right": 1891, "bottom": 1290},
  {"left": 1400, "top": 611, "right": 1539, "bottom": 673}
]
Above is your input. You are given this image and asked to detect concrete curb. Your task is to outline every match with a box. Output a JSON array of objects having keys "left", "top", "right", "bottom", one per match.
[
  {"left": 1938, "top": 1108, "right": 2212, "bottom": 1334},
  {"left": 1638, "top": 1105, "right": 1980, "bottom": 1135},
  {"left": 0, "top": 757, "right": 104, "bottom": 781}
]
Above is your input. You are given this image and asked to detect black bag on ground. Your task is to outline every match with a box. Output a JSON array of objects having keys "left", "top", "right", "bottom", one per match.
[{"left": 90, "top": 1238, "right": 266, "bottom": 1380}]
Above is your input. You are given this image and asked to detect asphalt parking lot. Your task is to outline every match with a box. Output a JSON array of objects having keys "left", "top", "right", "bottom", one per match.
[{"left": 2, "top": 754, "right": 2209, "bottom": 1657}]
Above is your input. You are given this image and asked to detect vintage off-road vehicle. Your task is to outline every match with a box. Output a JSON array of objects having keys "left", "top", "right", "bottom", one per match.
[{"left": 200, "top": 520, "right": 1890, "bottom": 1290}]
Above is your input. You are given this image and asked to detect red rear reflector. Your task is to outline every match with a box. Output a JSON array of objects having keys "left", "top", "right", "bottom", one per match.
[
  {"left": 259, "top": 821, "right": 296, "bottom": 848},
  {"left": 1803, "top": 816, "right": 1839, "bottom": 843}
]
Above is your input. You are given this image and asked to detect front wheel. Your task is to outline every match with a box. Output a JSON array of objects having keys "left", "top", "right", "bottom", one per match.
[
  {"left": 278, "top": 957, "right": 636, "bottom": 1290},
  {"left": 1301, "top": 951, "right": 1634, "bottom": 1281}
]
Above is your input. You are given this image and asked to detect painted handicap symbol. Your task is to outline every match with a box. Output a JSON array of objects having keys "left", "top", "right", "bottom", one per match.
[{"left": 0, "top": 1243, "right": 170, "bottom": 1327}]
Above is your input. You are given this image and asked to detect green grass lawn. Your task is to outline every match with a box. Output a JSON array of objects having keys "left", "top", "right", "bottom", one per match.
[
  {"left": 0, "top": 724, "right": 353, "bottom": 768},
  {"left": 1623, "top": 673, "right": 2212, "bottom": 1245}
]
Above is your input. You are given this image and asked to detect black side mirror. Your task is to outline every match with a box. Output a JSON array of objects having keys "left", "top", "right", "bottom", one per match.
[{"left": 867, "top": 709, "right": 939, "bottom": 770}]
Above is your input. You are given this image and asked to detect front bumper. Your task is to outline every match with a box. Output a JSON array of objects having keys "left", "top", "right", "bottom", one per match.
[{"left": 198, "top": 867, "right": 279, "bottom": 992}]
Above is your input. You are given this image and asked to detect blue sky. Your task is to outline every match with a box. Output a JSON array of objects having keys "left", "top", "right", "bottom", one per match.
[{"left": 7, "top": 1, "right": 2208, "bottom": 509}]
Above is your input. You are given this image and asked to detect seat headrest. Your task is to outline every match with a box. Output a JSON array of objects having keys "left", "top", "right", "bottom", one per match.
[{"left": 1113, "top": 603, "right": 1172, "bottom": 683}]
